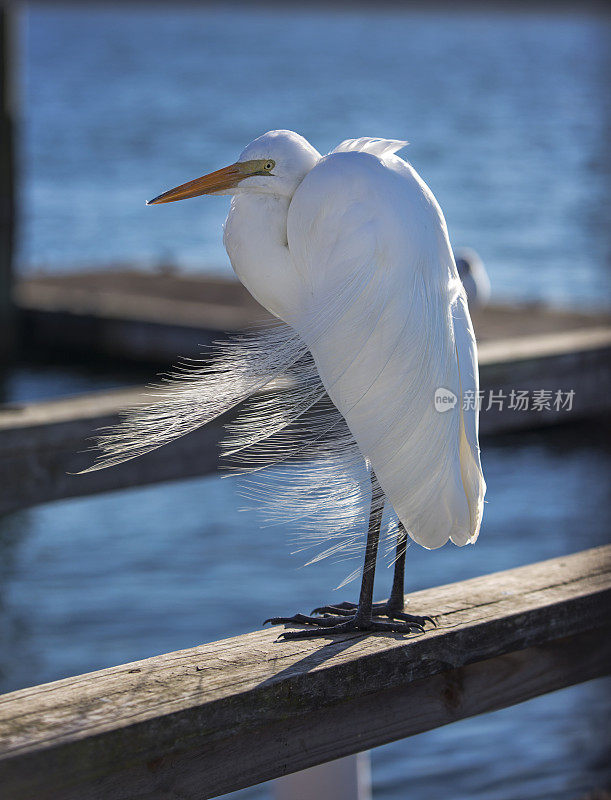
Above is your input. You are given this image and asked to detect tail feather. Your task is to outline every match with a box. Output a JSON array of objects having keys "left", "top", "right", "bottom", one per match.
[
  {"left": 81, "top": 320, "right": 390, "bottom": 584},
  {"left": 80, "top": 322, "right": 308, "bottom": 473}
]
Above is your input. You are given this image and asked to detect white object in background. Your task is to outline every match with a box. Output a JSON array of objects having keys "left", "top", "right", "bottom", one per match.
[
  {"left": 273, "top": 752, "right": 372, "bottom": 800},
  {"left": 454, "top": 247, "right": 491, "bottom": 309}
]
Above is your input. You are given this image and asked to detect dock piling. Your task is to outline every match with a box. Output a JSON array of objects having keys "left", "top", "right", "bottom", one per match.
[{"left": 0, "top": 4, "right": 16, "bottom": 358}]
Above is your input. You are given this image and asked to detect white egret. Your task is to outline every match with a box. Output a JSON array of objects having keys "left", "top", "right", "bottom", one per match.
[{"left": 87, "top": 130, "right": 486, "bottom": 639}]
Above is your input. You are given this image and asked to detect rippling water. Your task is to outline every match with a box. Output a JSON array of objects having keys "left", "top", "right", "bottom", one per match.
[
  {"left": 19, "top": 4, "right": 610, "bottom": 307},
  {"left": 4, "top": 5, "right": 611, "bottom": 799}
]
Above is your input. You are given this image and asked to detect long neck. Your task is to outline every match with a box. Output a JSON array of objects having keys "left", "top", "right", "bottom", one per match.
[{"left": 223, "top": 193, "right": 301, "bottom": 322}]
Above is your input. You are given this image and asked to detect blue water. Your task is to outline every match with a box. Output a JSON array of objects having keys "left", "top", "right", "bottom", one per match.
[
  {"left": 4, "top": 4, "right": 611, "bottom": 799},
  {"left": 19, "top": 5, "right": 611, "bottom": 308}
]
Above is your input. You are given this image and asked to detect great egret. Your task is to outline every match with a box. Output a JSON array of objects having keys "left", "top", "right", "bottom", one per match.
[{"left": 87, "top": 130, "right": 486, "bottom": 639}]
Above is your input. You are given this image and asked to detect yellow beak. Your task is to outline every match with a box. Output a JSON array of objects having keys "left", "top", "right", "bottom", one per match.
[{"left": 147, "top": 162, "right": 245, "bottom": 205}]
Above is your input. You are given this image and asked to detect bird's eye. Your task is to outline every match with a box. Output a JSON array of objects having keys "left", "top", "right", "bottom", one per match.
[{"left": 265, "top": 160, "right": 275, "bottom": 171}]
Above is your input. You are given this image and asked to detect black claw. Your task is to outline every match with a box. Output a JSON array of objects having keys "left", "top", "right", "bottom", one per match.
[
  {"left": 391, "top": 612, "right": 433, "bottom": 628},
  {"left": 401, "top": 613, "right": 437, "bottom": 628},
  {"left": 266, "top": 601, "right": 437, "bottom": 638},
  {"left": 267, "top": 612, "right": 428, "bottom": 639},
  {"left": 311, "top": 605, "right": 354, "bottom": 616},
  {"left": 277, "top": 617, "right": 426, "bottom": 639},
  {"left": 309, "top": 601, "right": 437, "bottom": 628},
  {"left": 280, "top": 629, "right": 320, "bottom": 640},
  {"left": 264, "top": 613, "right": 316, "bottom": 626}
]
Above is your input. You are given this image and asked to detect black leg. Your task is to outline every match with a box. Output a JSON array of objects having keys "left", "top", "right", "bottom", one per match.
[
  {"left": 311, "top": 521, "right": 436, "bottom": 629},
  {"left": 387, "top": 522, "right": 407, "bottom": 611},
  {"left": 264, "top": 473, "right": 425, "bottom": 638},
  {"left": 353, "top": 470, "right": 384, "bottom": 624}
]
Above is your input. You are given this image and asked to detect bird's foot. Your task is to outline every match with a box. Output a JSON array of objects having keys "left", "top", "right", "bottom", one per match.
[
  {"left": 310, "top": 600, "right": 437, "bottom": 629},
  {"left": 263, "top": 610, "right": 427, "bottom": 640}
]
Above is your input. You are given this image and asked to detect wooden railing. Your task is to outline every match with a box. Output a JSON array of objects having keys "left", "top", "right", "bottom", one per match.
[
  {"left": 1, "top": 326, "right": 610, "bottom": 515},
  {"left": 0, "top": 546, "right": 609, "bottom": 800}
]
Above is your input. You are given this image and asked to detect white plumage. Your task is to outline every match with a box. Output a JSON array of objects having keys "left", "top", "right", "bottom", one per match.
[
  {"left": 223, "top": 131, "right": 484, "bottom": 549},
  {"left": 85, "top": 130, "right": 485, "bottom": 635}
]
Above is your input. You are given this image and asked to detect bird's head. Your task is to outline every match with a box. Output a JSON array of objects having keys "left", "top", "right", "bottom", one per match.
[{"left": 147, "top": 130, "right": 320, "bottom": 205}]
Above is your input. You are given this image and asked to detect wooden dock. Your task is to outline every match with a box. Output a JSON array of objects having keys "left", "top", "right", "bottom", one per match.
[
  {"left": 0, "top": 546, "right": 608, "bottom": 800},
  {"left": 1, "top": 269, "right": 609, "bottom": 515},
  {"left": 14, "top": 269, "right": 611, "bottom": 362}
]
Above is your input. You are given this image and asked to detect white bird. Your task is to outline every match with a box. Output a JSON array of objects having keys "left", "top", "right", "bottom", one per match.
[
  {"left": 87, "top": 130, "right": 486, "bottom": 639},
  {"left": 454, "top": 247, "right": 491, "bottom": 309}
]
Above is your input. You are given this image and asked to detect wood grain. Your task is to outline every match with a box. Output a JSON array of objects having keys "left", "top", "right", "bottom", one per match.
[{"left": 0, "top": 546, "right": 609, "bottom": 799}]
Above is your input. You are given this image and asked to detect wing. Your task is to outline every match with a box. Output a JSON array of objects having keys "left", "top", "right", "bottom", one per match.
[
  {"left": 286, "top": 146, "right": 485, "bottom": 549},
  {"left": 453, "top": 291, "right": 486, "bottom": 542}
]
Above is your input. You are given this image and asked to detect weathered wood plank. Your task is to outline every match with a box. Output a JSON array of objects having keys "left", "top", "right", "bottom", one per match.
[
  {"left": 0, "top": 386, "right": 226, "bottom": 515},
  {"left": 1, "top": 324, "right": 609, "bottom": 513},
  {"left": 477, "top": 327, "right": 611, "bottom": 434},
  {"left": 14, "top": 271, "right": 611, "bottom": 362},
  {"left": 0, "top": 547, "right": 609, "bottom": 799},
  {"left": 15, "top": 272, "right": 266, "bottom": 362}
]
